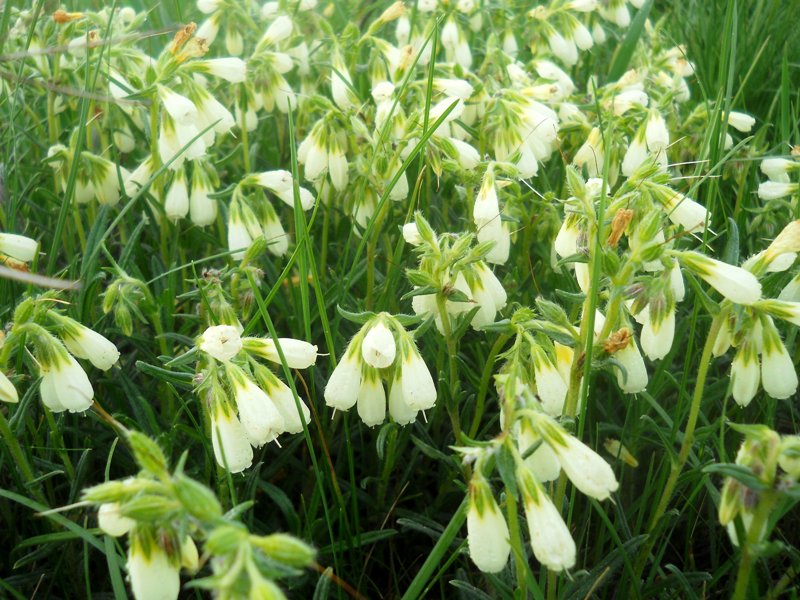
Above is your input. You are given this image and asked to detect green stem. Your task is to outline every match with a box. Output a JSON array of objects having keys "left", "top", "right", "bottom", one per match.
[
  {"left": 468, "top": 333, "right": 509, "bottom": 438},
  {"left": 401, "top": 498, "right": 468, "bottom": 600},
  {"left": 240, "top": 101, "right": 251, "bottom": 174},
  {"left": 320, "top": 201, "right": 331, "bottom": 277},
  {"left": 505, "top": 485, "right": 528, "bottom": 599},
  {"left": 632, "top": 314, "right": 723, "bottom": 582},
  {"left": 732, "top": 493, "right": 775, "bottom": 600},
  {"left": 436, "top": 294, "right": 461, "bottom": 443}
]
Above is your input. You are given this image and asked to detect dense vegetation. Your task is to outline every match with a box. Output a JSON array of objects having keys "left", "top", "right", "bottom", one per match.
[{"left": 1, "top": 0, "right": 799, "bottom": 598}]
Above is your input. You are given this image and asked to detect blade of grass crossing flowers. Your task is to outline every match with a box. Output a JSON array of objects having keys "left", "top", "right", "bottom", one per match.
[
  {"left": 286, "top": 108, "right": 337, "bottom": 368},
  {"left": 608, "top": 0, "right": 654, "bottom": 81},
  {"left": 103, "top": 534, "right": 128, "bottom": 600},
  {"left": 337, "top": 100, "right": 461, "bottom": 309},
  {"left": 286, "top": 109, "right": 313, "bottom": 344},
  {"left": 245, "top": 270, "right": 350, "bottom": 579},
  {"left": 400, "top": 498, "right": 468, "bottom": 600},
  {"left": 287, "top": 108, "right": 359, "bottom": 553},
  {"left": 0, "top": 489, "right": 104, "bottom": 553}
]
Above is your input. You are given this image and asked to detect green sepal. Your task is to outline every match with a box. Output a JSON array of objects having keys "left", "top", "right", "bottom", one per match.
[{"left": 336, "top": 305, "right": 376, "bottom": 325}]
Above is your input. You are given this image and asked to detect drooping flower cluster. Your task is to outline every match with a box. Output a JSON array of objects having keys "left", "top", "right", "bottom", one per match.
[
  {"left": 1, "top": 0, "right": 796, "bottom": 593},
  {"left": 83, "top": 431, "right": 315, "bottom": 600},
  {"left": 404, "top": 214, "right": 508, "bottom": 334},
  {"left": 0, "top": 296, "right": 119, "bottom": 413},
  {"left": 757, "top": 152, "right": 800, "bottom": 201},
  {"left": 324, "top": 312, "right": 436, "bottom": 426},
  {"left": 462, "top": 401, "right": 619, "bottom": 573},
  {"left": 227, "top": 171, "right": 316, "bottom": 259},
  {"left": 717, "top": 425, "right": 800, "bottom": 548},
  {"left": 196, "top": 323, "right": 317, "bottom": 472},
  {"left": 694, "top": 220, "right": 800, "bottom": 406}
]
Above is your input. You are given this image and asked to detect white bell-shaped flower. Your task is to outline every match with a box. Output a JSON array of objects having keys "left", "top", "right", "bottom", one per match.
[
  {"left": 40, "top": 352, "right": 94, "bottom": 413},
  {"left": 243, "top": 337, "right": 318, "bottom": 369},
  {"left": 0, "top": 233, "right": 37, "bottom": 262},
  {"left": 361, "top": 321, "right": 396, "bottom": 369},
  {"left": 396, "top": 343, "right": 437, "bottom": 411},
  {"left": 0, "top": 371, "right": 19, "bottom": 404},
  {"left": 518, "top": 467, "right": 576, "bottom": 572},
  {"left": 62, "top": 324, "right": 120, "bottom": 371},
  {"left": 199, "top": 325, "right": 242, "bottom": 362},
  {"left": 229, "top": 369, "right": 285, "bottom": 447},
  {"left": 466, "top": 476, "right": 510, "bottom": 573},
  {"left": 356, "top": 369, "right": 386, "bottom": 427},
  {"left": 127, "top": 537, "right": 180, "bottom": 600},
  {"left": 731, "top": 341, "right": 760, "bottom": 407},
  {"left": 677, "top": 251, "right": 762, "bottom": 305},
  {"left": 210, "top": 407, "right": 253, "bottom": 473},
  {"left": 324, "top": 351, "right": 362, "bottom": 411}
]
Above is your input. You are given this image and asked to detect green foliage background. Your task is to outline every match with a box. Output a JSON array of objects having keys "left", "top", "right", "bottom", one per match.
[{"left": 1, "top": 0, "right": 799, "bottom": 598}]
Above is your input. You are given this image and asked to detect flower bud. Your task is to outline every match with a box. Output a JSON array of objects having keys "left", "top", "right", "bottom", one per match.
[
  {"left": 180, "top": 537, "right": 199, "bottom": 573},
  {"left": 778, "top": 436, "right": 800, "bottom": 478},
  {"left": 172, "top": 474, "right": 223, "bottom": 520},
  {"left": 251, "top": 533, "right": 316, "bottom": 567},
  {"left": 0, "top": 371, "right": 19, "bottom": 404},
  {"left": 98, "top": 502, "right": 135, "bottom": 537}
]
